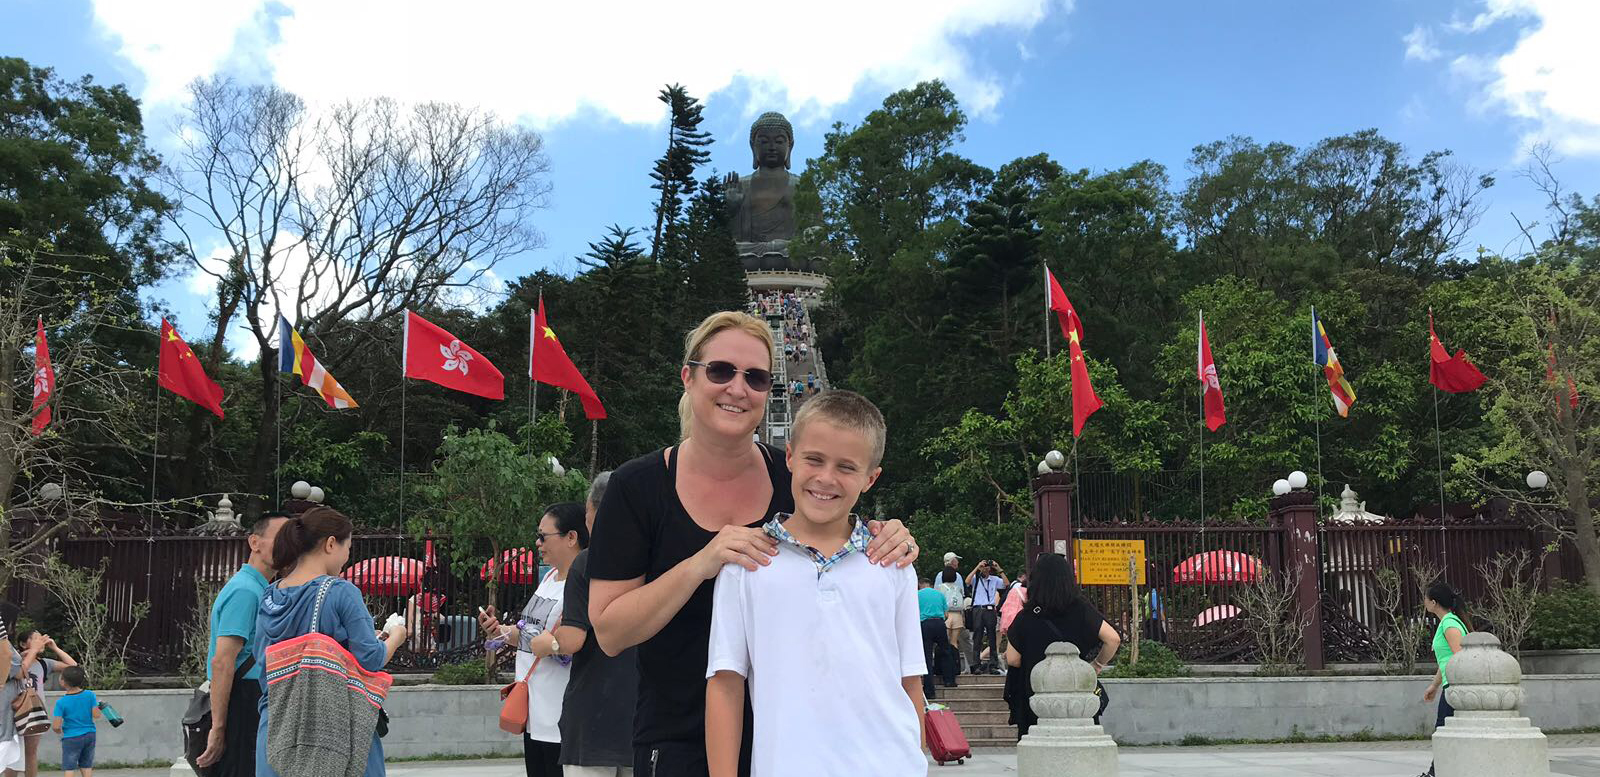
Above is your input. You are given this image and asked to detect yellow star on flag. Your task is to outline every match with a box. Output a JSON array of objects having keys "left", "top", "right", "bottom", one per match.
[{"left": 542, "top": 326, "right": 558, "bottom": 342}]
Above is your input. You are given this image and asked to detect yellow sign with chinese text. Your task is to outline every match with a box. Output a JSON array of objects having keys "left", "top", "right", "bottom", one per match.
[{"left": 1075, "top": 539, "right": 1147, "bottom": 585}]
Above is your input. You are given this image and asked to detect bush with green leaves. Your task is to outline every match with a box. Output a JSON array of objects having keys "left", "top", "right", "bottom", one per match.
[
  {"left": 431, "top": 660, "right": 492, "bottom": 685},
  {"left": 1103, "top": 641, "right": 1190, "bottom": 678},
  {"left": 1525, "top": 582, "right": 1600, "bottom": 650}
]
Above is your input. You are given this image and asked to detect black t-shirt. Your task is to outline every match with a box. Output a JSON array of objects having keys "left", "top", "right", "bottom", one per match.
[
  {"left": 1006, "top": 601, "right": 1106, "bottom": 726},
  {"left": 587, "top": 444, "right": 792, "bottom": 747},
  {"left": 558, "top": 549, "right": 639, "bottom": 767}
]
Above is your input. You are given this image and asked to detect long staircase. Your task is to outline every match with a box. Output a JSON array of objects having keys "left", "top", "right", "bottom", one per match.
[{"left": 936, "top": 675, "right": 1015, "bottom": 748}]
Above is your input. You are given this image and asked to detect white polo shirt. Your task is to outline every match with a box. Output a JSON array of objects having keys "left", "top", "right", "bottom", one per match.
[{"left": 707, "top": 528, "right": 927, "bottom": 777}]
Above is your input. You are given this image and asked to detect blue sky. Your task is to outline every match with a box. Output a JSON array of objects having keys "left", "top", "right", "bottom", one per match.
[{"left": 5, "top": 0, "right": 1598, "bottom": 358}]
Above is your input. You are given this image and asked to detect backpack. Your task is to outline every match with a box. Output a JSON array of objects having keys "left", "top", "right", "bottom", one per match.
[
  {"left": 936, "top": 581, "right": 962, "bottom": 612},
  {"left": 181, "top": 654, "right": 254, "bottom": 776},
  {"left": 264, "top": 577, "right": 394, "bottom": 777}
]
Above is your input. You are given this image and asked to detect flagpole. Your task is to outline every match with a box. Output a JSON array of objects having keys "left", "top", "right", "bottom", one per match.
[
  {"left": 150, "top": 377, "right": 160, "bottom": 506},
  {"left": 1310, "top": 307, "right": 1326, "bottom": 514},
  {"left": 1197, "top": 311, "right": 1205, "bottom": 527},
  {"left": 275, "top": 370, "right": 282, "bottom": 510},
  {"left": 1043, "top": 262, "right": 1052, "bottom": 359},
  {"left": 530, "top": 294, "right": 541, "bottom": 428},
  {"left": 1433, "top": 383, "right": 1448, "bottom": 574}
]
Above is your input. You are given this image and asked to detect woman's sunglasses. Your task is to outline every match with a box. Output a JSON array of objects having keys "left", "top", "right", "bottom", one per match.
[{"left": 687, "top": 360, "right": 774, "bottom": 393}]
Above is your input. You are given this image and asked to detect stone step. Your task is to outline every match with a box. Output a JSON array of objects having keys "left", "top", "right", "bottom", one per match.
[
  {"left": 964, "top": 725, "right": 1018, "bottom": 741},
  {"left": 934, "top": 685, "right": 1008, "bottom": 701},
  {"left": 941, "top": 710, "right": 1011, "bottom": 725},
  {"left": 933, "top": 698, "right": 1008, "bottom": 712}
]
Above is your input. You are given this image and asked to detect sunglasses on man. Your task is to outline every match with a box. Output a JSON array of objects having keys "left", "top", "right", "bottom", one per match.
[{"left": 686, "top": 360, "right": 774, "bottom": 393}]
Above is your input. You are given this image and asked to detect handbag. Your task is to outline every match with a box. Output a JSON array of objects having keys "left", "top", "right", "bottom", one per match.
[
  {"left": 182, "top": 654, "right": 255, "bottom": 776},
  {"left": 11, "top": 687, "right": 48, "bottom": 736},
  {"left": 497, "top": 654, "right": 542, "bottom": 734}
]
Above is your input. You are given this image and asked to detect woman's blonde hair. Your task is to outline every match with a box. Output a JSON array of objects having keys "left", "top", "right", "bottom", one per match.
[{"left": 678, "top": 311, "right": 774, "bottom": 440}]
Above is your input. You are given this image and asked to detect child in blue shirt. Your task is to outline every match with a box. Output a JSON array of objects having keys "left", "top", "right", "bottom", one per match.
[{"left": 51, "top": 666, "right": 101, "bottom": 777}]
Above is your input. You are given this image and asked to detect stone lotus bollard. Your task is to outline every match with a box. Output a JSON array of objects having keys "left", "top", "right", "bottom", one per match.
[
  {"left": 1018, "top": 642, "right": 1119, "bottom": 777},
  {"left": 1433, "top": 632, "right": 1549, "bottom": 777}
]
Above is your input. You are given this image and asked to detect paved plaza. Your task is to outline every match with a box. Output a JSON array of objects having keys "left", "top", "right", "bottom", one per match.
[{"left": 92, "top": 734, "right": 1600, "bottom": 777}]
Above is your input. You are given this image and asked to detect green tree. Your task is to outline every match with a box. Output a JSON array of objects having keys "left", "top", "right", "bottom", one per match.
[
  {"left": 0, "top": 57, "right": 174, "bottom": 300},
  {"left": 413, "top": 422, "right": 586, "bottom": 606},
  {"left": 649, "top": 85, "right": 713, "bottom": 260}
]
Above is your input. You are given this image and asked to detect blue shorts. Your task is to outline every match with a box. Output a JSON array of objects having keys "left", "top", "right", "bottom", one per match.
[{"left": 61, "top": 733, "right": 95, "bottom": 771}]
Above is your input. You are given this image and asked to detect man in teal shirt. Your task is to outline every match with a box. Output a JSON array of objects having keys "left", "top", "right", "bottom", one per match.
[
  {"left": 918, "top": 578, "right": 953, "bottom": 698},
  {"left": 196, "top": 512, "right": 288, "bottom": 775}
]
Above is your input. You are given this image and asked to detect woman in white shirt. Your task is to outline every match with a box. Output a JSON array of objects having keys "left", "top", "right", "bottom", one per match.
[{"left": 483, "top": 502, "right": 588, "bottom": 777}]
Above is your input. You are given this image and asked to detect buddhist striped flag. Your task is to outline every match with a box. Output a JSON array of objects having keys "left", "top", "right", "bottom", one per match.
[{"left": 278, "top": 316, "right": 358, "bottom": 409}]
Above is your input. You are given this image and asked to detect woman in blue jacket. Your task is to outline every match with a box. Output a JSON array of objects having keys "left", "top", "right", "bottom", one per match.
[{"left": 254, "top": 507, "right": 409, "bottom": 777}]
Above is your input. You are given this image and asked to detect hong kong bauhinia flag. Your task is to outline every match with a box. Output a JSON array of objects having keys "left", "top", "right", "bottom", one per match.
[
  {"left": 1046, "top": 267, "right": 1102, "bottom": 437},
  {"left": 1197, "top": 311, "right": 1227, "bottom": 431},
  {"left": 403, "top": 311, "right": 505, "bottom": 399},
  {"left": 531, "top": 298, "right": 605, "bottom": 420},
  {"left": 158, "top": 318, "right": 226, "bottom": 419},
  {"left": 31, "top": 317, "right": 54, "bottom": 435}
]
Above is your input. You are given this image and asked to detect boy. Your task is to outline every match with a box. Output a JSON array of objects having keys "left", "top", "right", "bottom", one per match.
[
  {"left": 52, "top": 666, "right": 101, "bottom": 777},
  {"left": 706, "top": 390, "right": 926, "bottom": 777}
]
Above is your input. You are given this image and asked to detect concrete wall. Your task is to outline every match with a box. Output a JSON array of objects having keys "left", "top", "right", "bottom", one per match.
[
  {"left": 1188, "top": 650, "right": 1600, "bottom": 678},
  {"left": 60, "top": 685, "right": 523, "bottom": 766},
  {"left": 1100, "top": 674, "right": 1600, "bottom": 745},
  {"left": 70, "top": 674, "right": 1600, "bottom": 764}
]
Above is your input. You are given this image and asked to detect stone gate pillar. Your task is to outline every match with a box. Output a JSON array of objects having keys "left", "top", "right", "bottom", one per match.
[
  {"left": 1032, "top": 464, "right": 1075, "bottom": 569},
  {"left": 1268, "top": 489, "right": 1325, "bottom": 670}
]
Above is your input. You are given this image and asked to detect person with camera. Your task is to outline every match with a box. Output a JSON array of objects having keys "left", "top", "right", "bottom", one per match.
[{"left": 964, "top": 559, "right": 1008, "bottom": 675}]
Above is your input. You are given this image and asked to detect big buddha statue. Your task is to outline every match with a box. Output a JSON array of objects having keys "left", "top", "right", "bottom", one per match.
[{"left": 724, "top": 112, "right": 801, "bottom": 268}]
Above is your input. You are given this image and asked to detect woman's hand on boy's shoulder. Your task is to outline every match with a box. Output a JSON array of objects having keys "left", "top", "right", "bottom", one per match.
[{"left": 865, "top": 519, "right": 918, "bottom": 568}]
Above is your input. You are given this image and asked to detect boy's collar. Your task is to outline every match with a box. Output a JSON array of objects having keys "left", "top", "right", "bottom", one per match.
[{"left": 763, "top": 513, "right": 873, "bottom": 576}]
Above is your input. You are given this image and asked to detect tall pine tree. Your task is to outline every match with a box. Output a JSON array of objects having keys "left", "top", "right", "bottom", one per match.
[{"left": 649, "top": 84, "right": 713, "bottom": 260}]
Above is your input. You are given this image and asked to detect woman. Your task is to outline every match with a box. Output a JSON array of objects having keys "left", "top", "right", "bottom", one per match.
[
  {"left": 587, "top": 311, "right": 918, "bottom": 777},
  {"left": 936, "top": 567, "right": 966, "bottom": 676},
  {"left": 254, "top": 507, "right": 409, "bottom": 777},
  {"left": 1004, "top": 553, "right": 1121, "bottom": 738},
  {"left": 5, "top": 629, "right": 78, "bottom": 777},
  {"left": 479, "top": 503, "right": 587, "bottom": 777},
  {"left": 1419, "top": 581, "right": 1468, "bottom": 777},
  {"left": 0, "top": 603, "right": 22, "bottom": 774}
]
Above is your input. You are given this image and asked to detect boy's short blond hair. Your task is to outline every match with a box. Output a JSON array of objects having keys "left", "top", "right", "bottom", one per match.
[{"left": 790, "top": 390, "right": 887, "bottom": 468}]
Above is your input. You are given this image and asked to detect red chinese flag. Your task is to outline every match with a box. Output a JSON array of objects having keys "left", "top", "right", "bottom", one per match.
[
  {"left": 31, "top": 317, "right": 54, "bottom": 435},
  {"left": 158, "top": 318, "right": 225, "bottom": 419},
  {"left": 402, "top": 311, "right": 505, "bottom": 399},
  {"left": 531, "top": 299, "right": 605, "bottom": 420},
  {"left": 1046, "top": 267, "right": 1084, "bottom": 343},
  {"left": 1427, "top": 312, "right": 1487, "bottom": 394},
  {"left": 1197, "top": 312, "right": 1226, "bottom": 431},
  {"left": 1047, "top": 268, "right": 1102, "bottom": 436},
  {"left": 1546, "top": 345, "right": 1579, "bottom": 409}
]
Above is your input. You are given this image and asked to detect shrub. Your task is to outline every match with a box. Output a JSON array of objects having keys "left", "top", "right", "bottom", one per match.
[
  {"left": 1103, "top": 641, "right": 1190, "bottom": 678},
  {"left": 432, "top": 660, "right": 491, "bottom": 685},
  {"left": 1526, "top": 582, "right": 1600, "bottom": 650}
]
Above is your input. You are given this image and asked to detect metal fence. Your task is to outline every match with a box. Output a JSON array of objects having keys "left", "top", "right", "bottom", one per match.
[
  {"left": 12, "top": 519, "right": 1587, "bottom": 672},
  {"left": 1074, "top": 524, "right": 1283, "bottom": 660},
  {"left": 1070, "top": 521, "right": 1574, "bottom": 663},
  {"left": 37, "top": 534, "right": 546, "bottom": 674}
]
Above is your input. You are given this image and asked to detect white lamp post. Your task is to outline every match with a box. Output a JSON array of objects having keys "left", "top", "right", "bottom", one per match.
[
  {"left": 290, "top": 480, "right": 311, "bottom": 499},
  {"left": 1272, "top": 479, "right": 1292, "bottom": 496},
  {"left": 1526, "top": 470, "right": 1549, "bottom": 491},
  {"left": 1287, "top": 470, "right": 1308, "bottom": 490}
]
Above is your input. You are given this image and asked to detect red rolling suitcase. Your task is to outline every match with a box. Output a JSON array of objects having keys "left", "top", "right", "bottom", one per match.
[{"left": 925, "top": 708, "right": 971, "bottom": 766}]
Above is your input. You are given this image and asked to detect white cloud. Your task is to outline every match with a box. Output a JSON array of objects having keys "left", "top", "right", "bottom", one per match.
[
  {"left": 90, "top": 0, "right": 1067, "bottom": 126},
  {"left": 1417, "top": 0, "right": 1600, "bottom": 157},
  {"left": 1402, "top": 25, "right": 1441, "bottom": 62}
]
